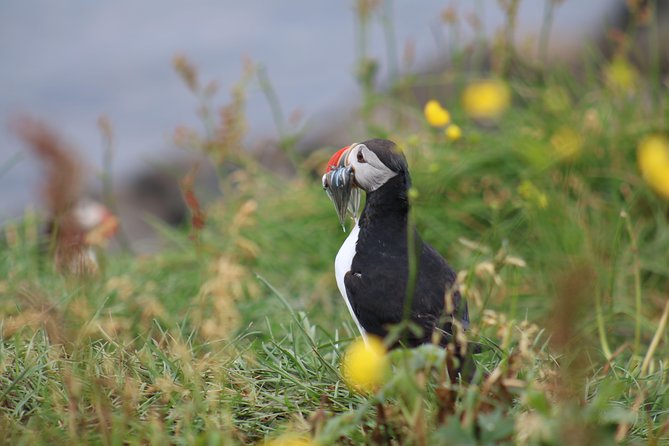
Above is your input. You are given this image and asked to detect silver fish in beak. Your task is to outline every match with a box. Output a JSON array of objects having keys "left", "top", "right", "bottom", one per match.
[{"left": 322, "top": 145, "right": 361, "bottom": 231}]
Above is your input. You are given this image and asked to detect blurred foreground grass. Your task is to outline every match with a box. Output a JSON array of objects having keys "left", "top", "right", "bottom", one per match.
[{"left": 2, "top": 1, "right": 669, "bottom": 444}]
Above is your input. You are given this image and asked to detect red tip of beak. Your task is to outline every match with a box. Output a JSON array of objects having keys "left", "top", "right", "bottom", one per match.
[{"left": 325, "top": 145, "right": 350, "bottom": 173}]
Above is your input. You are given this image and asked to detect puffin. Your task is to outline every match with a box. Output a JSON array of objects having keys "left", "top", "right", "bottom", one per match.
[
  {"left": 322, "top": 139, "right": 473, "bottom": 375},
  {"left": 13, "top": 116, "right": 119, "bottom": 274}
]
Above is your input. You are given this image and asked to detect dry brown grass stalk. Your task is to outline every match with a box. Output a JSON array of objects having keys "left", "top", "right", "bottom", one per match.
[{"left": 180, "top": 164, "right": 206, "bottom": 243}]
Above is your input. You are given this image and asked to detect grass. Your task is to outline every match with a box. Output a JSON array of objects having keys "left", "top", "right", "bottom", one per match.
[{"left": 2, "top": 1, "right": 669, "bottom": 444}]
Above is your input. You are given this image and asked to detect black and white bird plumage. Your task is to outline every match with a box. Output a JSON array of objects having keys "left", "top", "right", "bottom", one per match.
[{"left": 323, "top": 139, "right": 470, "bottom": 358}]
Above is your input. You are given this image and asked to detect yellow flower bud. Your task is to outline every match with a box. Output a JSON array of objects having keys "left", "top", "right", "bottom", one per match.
[
  {"left": 445, "top": 124, "right": 462, "bottom": 141},
  {"left": 605, "top": 55, "right": 638, "bottom": 93},
  {"left": 462, "top": 79, "right": 510, "bottom": 120},
  {"left": 341, "top": 336, "right": 388, "bottom": 393},
  {"left": 637, "top": 134, "right": 669, "bottom": 199},
  {"left": 424, "top": 100, "right": 451, "bottom": 127}
]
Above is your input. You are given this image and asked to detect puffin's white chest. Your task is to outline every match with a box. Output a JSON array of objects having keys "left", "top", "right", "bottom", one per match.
[{"left": 334, "top": 222, "right": 367, "bottom": 339}]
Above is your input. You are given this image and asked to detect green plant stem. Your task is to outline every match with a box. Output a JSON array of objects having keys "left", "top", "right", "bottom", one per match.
[
  {"left": 640, "top": 299, "right": 669, "bottom": 376},
  {"left": 595, "top": 284, "right": 613, "bottom": 360},
  {"left": 538, "top": 0, "right": 557, "bottom": 66},
  {"left": 99, "top": 121, "right": 133, "bottom": 253},
  {"left": 402, "top": 203, "right": 418, "bottom": 327},
  {"left": 471, "top": 0, "right": 486, "bottom": 75},
  {"left": 623, "top": 212, "right": 643, "bottom": 357},
  {"left": 608, "top": 211, "right": 626, "bottom": 311},
  {"left": 256, "top": 66, "right": 285, "bottom": 138},
  {"left": 501, "top": 0, "right": 520, "bottom": 75},
  {"left": 380, "top": 0, "right": 398, "bottom": 81},
  {"left": 256, "top": 65, "right": 303, "bottom": 174},
  {"left": 649, "top": 0, "right": 662, "bottom": 119}
]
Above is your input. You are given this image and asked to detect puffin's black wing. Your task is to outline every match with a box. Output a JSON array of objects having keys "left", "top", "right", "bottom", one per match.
[
  {"left": 343, "top": 267, "right": 406, "bottom": 339},
  {"left": 344, "top": 236, "right": 468, "bottom": 346},
  {"left": 414, "top": 241, "right": 469, "bottom": 340}
]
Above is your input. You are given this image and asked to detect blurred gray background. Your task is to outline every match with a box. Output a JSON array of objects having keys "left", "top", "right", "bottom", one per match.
[{"left": 0, "top": 1, "right": 618, "bottom": 226}]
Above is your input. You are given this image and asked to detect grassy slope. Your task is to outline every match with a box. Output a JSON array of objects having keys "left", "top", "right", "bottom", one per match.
[{"left": 2, "top": 19, "right": 669, "bottom": 446}]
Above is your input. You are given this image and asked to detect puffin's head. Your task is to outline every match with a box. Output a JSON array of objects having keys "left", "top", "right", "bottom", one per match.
[
  {"left": 322, "top": 139, "right": 409, "bottom": 228},
  {"left": 73, "top": 200, "right": 119, "bottom": 247}
]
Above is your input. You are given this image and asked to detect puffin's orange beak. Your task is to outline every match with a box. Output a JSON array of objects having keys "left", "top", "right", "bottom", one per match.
[
  {"left": 322, "top": 145, "right": 360, "bottom": 231},
  {"left": 325, "top": 145, "right": 352, "bottom": 173}
]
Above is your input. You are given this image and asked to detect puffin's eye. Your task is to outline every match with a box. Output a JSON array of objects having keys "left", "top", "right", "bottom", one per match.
[{"left": 357, "top": 150, "right": 366, "bottom": 163}]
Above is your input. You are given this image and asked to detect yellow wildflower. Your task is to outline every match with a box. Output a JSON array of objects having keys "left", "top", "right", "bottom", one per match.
[
  {"left": 462, "top": 79, "right": 510, "bottom": 120},
  {"left": 341, "top": 336, "right": 388, "bottom": 393},
  {"left": 637, "top": 134, "right": 669, "bottom": 199},
  {"left": 518, "top": 180, "right": 548, "bottom": 209},
  {"left": 264, "top": 434, "right": 317, "bottom": 446},
  {"left": 605, "top": 55, "right": 638, "bottom": 93},
  {"left": 550, "top": 127, "right": 583, "bottom": 161},
  {"left": 445, "top": 124, "right": 462, "bottom": 141},
  {"left": 424, "top": 100, "right": 451, "bottom": 127}
]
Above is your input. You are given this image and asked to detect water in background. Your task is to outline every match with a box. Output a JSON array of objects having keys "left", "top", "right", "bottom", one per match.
[{"left": 0, "top": 0, "right": 615, "bottom": 220}]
